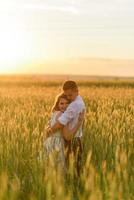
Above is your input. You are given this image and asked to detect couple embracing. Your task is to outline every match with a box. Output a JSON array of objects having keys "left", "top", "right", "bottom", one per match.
[{"left": 44, "top": 80, "right": 85, "bottom": 176}]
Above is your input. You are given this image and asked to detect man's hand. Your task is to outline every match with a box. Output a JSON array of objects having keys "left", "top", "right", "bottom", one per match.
[{"left": 45, "top": 121, "right": 64, "bottom": 138}]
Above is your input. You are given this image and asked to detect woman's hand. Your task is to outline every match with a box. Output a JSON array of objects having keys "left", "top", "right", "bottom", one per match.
[
  {"left": 77, "top": 110, "right": 85, "bottom": 126},
  {"left": 46, "top": 126, "right": 53, "bottom": 138}
]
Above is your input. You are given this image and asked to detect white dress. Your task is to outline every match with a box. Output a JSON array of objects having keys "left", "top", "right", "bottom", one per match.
[{"left": 44, "top": 111, "right": 65, "bottom": 168}]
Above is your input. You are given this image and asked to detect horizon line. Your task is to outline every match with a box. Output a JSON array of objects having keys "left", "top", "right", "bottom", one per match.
[
  {"left": 24, "top": 56, "right": 134, "bottom": 62},
  {"left": 0, "top": 73, "right": 134, "bottom": 79}
]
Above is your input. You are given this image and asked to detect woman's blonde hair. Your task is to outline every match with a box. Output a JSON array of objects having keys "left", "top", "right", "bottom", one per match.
[{"left": 52, "top": 93, "right": 70, "bottom": 112}]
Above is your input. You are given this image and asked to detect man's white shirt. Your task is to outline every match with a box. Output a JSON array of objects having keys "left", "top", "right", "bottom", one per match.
[{"left": 58, "top": 95, "right": 85, "bottom": 137}]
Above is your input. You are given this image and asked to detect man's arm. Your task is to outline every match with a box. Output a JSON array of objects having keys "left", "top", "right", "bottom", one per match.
[
  {"left": 51, "top": 121, "right": 64, "bottom": 133},
  {"left": 47, "top": 103, "right": 76, "bottom": 136},
  {"left": 62, "top": 111, "right": 85, "bottom": 141}
]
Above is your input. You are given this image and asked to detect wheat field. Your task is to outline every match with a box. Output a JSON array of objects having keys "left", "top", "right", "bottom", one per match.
[{"left": 0, "top": 76, "right": 134, "bottom": 200}]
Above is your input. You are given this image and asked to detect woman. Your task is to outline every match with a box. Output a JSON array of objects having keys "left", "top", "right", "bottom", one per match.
[{"left": 44, "top": 93, "right": 84, "bottom": 170}]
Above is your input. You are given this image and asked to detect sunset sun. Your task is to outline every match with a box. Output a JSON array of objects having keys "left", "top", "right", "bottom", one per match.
[{"left": 0, "top": 30, "right": 31, "bottom": 73}]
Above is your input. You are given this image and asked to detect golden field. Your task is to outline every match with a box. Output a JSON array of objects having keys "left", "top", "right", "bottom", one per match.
[{"left": 0, "top": 76, "right": 134, "bottom": 200}]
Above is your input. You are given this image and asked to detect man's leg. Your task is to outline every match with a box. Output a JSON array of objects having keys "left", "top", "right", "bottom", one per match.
[{"left": 72, "top": 137, "right": 83, "bottom": 176}]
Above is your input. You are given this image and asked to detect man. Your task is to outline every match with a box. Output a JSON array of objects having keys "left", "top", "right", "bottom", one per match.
[{"left": 48, "top": 80, "right": 86, "bottom": 175}]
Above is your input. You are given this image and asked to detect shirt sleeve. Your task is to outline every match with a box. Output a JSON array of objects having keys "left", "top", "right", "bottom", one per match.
[{"left": 58, "top": 102, "right": 78, "bottom": 125}]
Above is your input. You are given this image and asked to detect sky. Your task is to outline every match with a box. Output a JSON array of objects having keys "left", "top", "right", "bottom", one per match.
[{"left": 0, "top": 0, "right": 134, "bottom": 76}]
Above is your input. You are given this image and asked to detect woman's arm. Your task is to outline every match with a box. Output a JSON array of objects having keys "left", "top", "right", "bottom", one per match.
[
  {"left": 46, "top": 111, "right": 63, "bottom": 137},
  {"left": 62, "top": 111, "right": 84, "bottom": 141}
]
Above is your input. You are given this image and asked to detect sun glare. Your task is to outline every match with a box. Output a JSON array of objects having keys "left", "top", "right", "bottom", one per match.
[
  {"left": 0, "top": 2, "right": 38, "bottom": 74},
  {"left": 0, "top": 29, "right": 28, "bottom": 73}
]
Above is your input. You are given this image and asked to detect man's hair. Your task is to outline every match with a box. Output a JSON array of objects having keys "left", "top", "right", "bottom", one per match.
[{"left": 63, "top": 80, "right": 78, "bottom": 91}]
